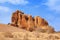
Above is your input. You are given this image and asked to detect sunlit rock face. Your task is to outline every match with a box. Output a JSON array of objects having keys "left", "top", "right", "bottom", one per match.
[
  {"left": 34, "top": 16, "right": 48, "bottom": 27},
  {"left": 11, "top": 10, "right": 55, "bottom": 32}
]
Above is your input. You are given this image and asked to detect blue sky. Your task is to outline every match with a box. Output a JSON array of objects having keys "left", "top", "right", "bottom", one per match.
[{"left": 0, "top": 0, "right": 60, "bottom": 31}]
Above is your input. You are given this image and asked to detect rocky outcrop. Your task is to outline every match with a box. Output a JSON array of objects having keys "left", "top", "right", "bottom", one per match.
[
  {"left": 34, "top": 16, "right": 48, "bottom": 27},
  {"left": 10, "top": 10, "right": 55, "bottom": 32}
]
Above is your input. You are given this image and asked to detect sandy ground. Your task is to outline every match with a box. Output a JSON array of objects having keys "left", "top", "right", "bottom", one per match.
[
  {"left": 0, "top": 24, "right": 60, "bottom": 40},
  {"left": 0, "top": 24, "right": 26, "bottom": 32}
]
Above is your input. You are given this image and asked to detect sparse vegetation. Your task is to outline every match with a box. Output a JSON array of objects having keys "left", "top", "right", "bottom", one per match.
[{"left": 0, "top": 31, "right": 60, "bottom": 40}]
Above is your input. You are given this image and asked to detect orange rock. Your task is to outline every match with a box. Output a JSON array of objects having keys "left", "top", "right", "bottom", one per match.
[
  {"left": 11, "top": 10, "right": 55, "bottom": 32},
  {"left": 11, "top": 10, "right": 24, "bottom": 27},
  {"left": 11, "top": 11, "right": 18, "bottom": 27},
  {"left": 27, "top": 15, "right": 35, "bottom": 31},
  {"left": 21, "top": 14, "right": 28, "bottom": 29},
  {"left": 34, "top": 16, "right": 48, "bottom": 27}
]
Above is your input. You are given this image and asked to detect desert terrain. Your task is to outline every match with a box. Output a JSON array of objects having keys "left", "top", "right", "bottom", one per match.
[
  {"left": 0, "top": 10, "right": 60, "bottom": 40},
  {"left": 0, "top": 24, "right": 60, "bottom": 40}
]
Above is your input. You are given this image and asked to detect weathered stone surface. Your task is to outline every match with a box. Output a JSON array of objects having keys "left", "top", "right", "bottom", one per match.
[
  {"left": 11, "top": 10, "right": 55, "bottom": 32},
  {"left": 34, "top": 16, "right": 48, "bottom": 27}
]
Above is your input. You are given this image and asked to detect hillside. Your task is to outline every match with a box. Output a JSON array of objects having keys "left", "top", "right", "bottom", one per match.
[
  {"left": 0, "top": 24, "right": 27, "bottom": 32},
  {"left": 0, "top": 24, "right": 60, "bottom": 40}
]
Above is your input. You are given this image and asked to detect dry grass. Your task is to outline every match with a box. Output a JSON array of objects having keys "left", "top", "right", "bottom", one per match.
[
  {"left": 0, "top": 32, "right": 60, "bottom": 40},
  {"left": 0, "top": 24, "right": 60, "bottom": 40}
]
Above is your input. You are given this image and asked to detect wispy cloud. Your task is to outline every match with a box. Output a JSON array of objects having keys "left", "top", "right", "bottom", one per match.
[
  {"left": 0, "top": 0, "right": 29, "bottom": 5},
  {"left": 44, "top": 0, "right": 60, "bottom": 13},
  {"left": 0, "top": 6, "right": 12, "bottom": 24},
  {"left": 34, "top": 5, "right": 40, "bottom": 8},
  {"left": 0, "top": 6, "right": 11, "bottom": 13}
]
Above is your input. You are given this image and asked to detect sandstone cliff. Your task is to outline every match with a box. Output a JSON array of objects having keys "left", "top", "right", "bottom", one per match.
[{"left": 10, "top": 10, "right": 55, "bottom": 33}]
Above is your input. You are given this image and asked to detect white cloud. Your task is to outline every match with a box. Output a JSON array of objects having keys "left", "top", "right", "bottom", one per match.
[
  {"left": 0, "top": 0, "right": 7, "bottom": 3},
  {"left": 0, "top": 0, "right": 29, "bottom": 5},
  {"left": 0, "top": 6, "right": 12, "bottom": 24},
  {"left": 0, "top": 6, "right": 11, "bottom": 13},
  {"left": 34, "top": 5, "right": 40, "bottom": 8},
  {"left": 45, "top": 0, "right": 60, "bottom": 13}
]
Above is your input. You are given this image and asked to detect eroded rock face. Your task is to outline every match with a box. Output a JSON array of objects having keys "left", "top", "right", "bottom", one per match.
[
  {"left": 34, "top": 16, "right": 48, "bottom": 27},
  {"left": 11, "top": 10, "right": 55, "bottom": 32}
]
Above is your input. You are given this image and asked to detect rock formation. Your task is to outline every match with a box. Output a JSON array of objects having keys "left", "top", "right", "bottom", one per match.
[{"left": 10, "top": 10, "right": 55, "bottom": 32}]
